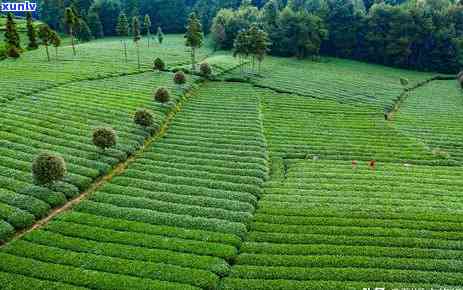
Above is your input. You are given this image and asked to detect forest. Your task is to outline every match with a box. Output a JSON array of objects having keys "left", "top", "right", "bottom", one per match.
[{"left": 11, "top": 0, "right": 458, "bottom": 73}]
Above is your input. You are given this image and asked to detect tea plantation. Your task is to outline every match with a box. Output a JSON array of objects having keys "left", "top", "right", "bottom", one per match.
[{"left": 0, "top": 36, "right": 462, "bottom": 290}]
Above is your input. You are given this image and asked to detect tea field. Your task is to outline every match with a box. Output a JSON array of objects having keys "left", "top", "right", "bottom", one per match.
[
  {"left": 0, "top": 35, "right": 212, "bottom": 103},
  {"left": 394, "top": 80, "right": 463, "bottom": 164},
  {"left": 1, "top": 36, "right": 463, "bottom": 290},
  {"left": 0, "top": 70, "right": 191, "bottom": 237}
]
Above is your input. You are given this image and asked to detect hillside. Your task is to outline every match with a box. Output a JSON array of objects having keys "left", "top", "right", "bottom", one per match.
[{"left": 0, "top": 33, "right": 462, "bottom": 290}]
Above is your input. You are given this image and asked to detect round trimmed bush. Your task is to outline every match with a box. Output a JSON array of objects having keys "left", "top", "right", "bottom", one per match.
[
  {"left": 93, "top": 127, "right": 117, "bottom": 150},
  {"left": 32, "top": 152, "right": 67, "bottom": 185},
  {"left": 200, "top": 62, "right": 212, "bottom": 77},
  {"left": 134, "top": 109, "right": 154, "bottom": 127},
  {"left": 154, "top": 57, "right": 165, "bottom": 71},
  {"left": 7, "top": 46, "right": 20, "bottom": 58},
  {"left": 173, "top": 71, "right": 187, "bottom": 85},
  {"left": 154, "top": 87, "right": 170, "bottom": 103}
]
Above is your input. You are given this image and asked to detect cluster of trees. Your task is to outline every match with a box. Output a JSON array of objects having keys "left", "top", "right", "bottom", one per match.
[
  {"left": 2, "top": 11, "right": 61, "bottom": 59},
  {"left": 37, "top": 0, "right": 232, "bottom": 37},
  {"left": 233, "top": 23, "right": 270, "bottom": 75},
  {"left": 211, "top": 0, "right": 463, "bottom": 73}
]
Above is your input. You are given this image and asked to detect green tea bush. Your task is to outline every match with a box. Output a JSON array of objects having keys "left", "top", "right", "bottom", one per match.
[{"left": 32, "top": 152, "right": 67, "bottom": 186}]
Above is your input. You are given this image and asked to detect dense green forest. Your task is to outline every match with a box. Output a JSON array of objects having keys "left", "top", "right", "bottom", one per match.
[{"left": 3, "top": 0, "right": 463, "bottom": 72}]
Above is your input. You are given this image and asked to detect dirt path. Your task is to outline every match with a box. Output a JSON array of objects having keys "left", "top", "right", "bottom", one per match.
[{"left": 5, "top": 85, "right": 196, "bottom": 245}]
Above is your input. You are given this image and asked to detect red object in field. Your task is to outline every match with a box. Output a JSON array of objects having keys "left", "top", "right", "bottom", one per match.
[
  {"left": 369, "top": 160, "right": 376, "bottom": 169},
  {"left": 352, "top": 160, "right": 357, "bottom": 169}
]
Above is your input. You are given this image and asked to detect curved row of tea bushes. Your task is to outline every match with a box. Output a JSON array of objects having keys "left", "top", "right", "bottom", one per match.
[
  {"left": 0, "top": 71, "right": 184, "bottom": 240},
  {"left": 225, "top": 56, "right": 437, "bottom": 110},
  {"left": 394, "top": 80, "right": 463, "bottom": 164},
  {"left": 0, "top": 35, "right": 212, "bottom": 103},
  {"left": 261, "top": 89, "right": 443, "bottom": 164},
  {"left": 222, "top": 160, "right": 463, "bottom": 289},
  {"left": 0, "top": 83, "right": 269, "bottom": 289}
]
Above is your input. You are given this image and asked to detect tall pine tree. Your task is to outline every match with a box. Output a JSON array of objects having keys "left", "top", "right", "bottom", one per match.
[
  {"left": 185, "top": 12, "right": 204, "bottom": 73},
  {"left": 26, "top": 12, "right": 38, "bottom": 50},
  {"left": 50, "top": 30, "right": 62, "bottom": 59},
  {"left": 132, "top": 16, "right": 141, "bottom": 70},
  {"left": 116, "top": 12, "right": 129, "bottom": 62},
  {"left": 142, "top": 14, "right": 152, "bottom": 48},
  {"left": 157, "top": 26, "right": 164, "bottom": 44},
  {"left": 64, "top": 7, "right": 79, "bottom": 56},
  {"left": 4, "top": 12, "right": 21, "bottom": 51},
  {"left": 38, "top": 24, "right": 53, "bottom": 61}
]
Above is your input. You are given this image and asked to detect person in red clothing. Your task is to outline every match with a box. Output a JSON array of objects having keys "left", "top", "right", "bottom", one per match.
[
  {"left": 352, "top": 160, "right": 357, "bottom": 169},
  {"left": 369, "top": 160, "right": 376, "bottom": 170}
]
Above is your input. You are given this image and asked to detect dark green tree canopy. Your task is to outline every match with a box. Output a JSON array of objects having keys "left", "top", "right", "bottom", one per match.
[{"left": 4, "top": 12, "right": 21, "bottom": 50}]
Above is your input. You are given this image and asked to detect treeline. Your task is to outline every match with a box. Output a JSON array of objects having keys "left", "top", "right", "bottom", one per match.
[
  {"left": 37, "top": 0, "right": 243, "bottom": 37},
  {"left": 211, "top": 0, "right": 463, "bottom": 73}
]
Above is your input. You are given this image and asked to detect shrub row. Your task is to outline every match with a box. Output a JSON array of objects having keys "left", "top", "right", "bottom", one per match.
[
  {"left": 3, "top": 240, "right": 220, "bottom": 289},
  {"left": 44, "top": 220, "right": 238, "bottom": 260}
]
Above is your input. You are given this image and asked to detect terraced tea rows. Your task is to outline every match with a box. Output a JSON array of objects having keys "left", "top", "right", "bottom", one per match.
[
  {"left": 0, "top": 36, "right": 212, "bottom": 103},
  {"left": 0, "top": 82, "right": 269, "bottom": 289},
  {"left": 0, "top": 71, "right": 187, "bottom": 240},
  {"left": 394, "top": 80, "right": 463, "bottom": 164},
  {"left": 225, "top": 56, "right": 438, "bottom": 110},
  {"left": 222, "top": 160, "right": 463, "bottom": 289},
  {"left": 260, "top": 88, "right": 442, "bottom": 164}
]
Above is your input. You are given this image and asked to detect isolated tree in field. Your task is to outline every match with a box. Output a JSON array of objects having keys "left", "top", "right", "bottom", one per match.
[
  {"left": 26, "top": 12, "right": 38, "bottom": 50},
  {"left": 116, "top": 12, "right": 129, "bottom": 62},
  {"left": 173, "top": 71, "right": 187, "bottom": 91},
  {"left": 132, "top": 16, "right": 142, "bottom": 70},
  {"left": 153, "top": 57, "right": 165, "bottom": 71},
  {"left": 157, "top": 26, "right": 164, "bottom": 44},
  {"left": 32, "top": 152, "right": 67, "bottom": 186},
  {"left": 4, "top": 12, "right": 21, "bottom": 52},
  {"left": 50, "top": 31, "right": 61, "bottom": 59},
  {"left": 200, "top": 62, "right": 212, "bottom": 78},
  {"left": 185, "top": 13, "right": 204, "bottom": 73},
  {"left": 93, "top": 127, "right": 117, "bottom": 151},
  {"left": 233, "top": 29, "right": 251, "bottom": 77},
  {"left": 64, "top": 7, "right": 79, "bottom": 56},
  {"left": 254, "top": 26, "right": 270, "bottom": 74},
  {"left": 154, "top": 87, "right": 170, "bottom": 103},
  {"left": 38, "top": 24, "right": 53, "bottom": 61},
  {"left": 142, "top": 14, "right": 152, "bottom": 48},
  {"left": 134, "top": 109, "right": 154, "bottom": 128}
]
